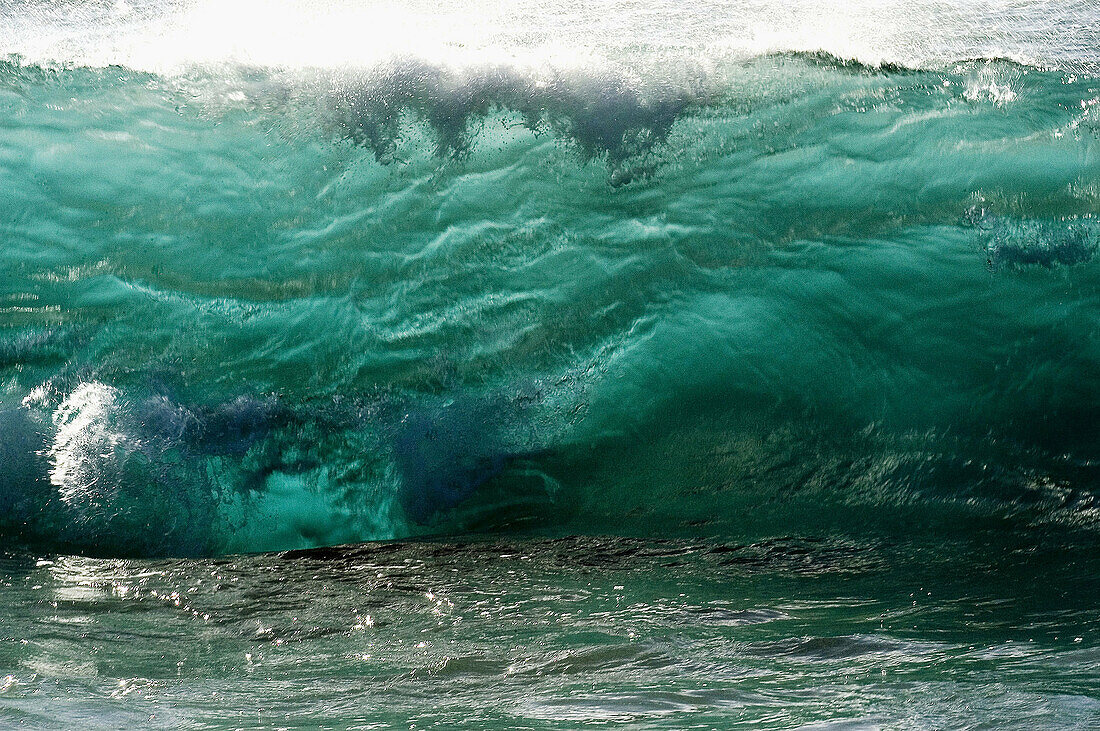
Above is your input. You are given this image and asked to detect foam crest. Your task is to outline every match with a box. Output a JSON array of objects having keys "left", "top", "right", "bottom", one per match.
[{"left": 2, "top": 0, "right": 1098, "bottom": 74}]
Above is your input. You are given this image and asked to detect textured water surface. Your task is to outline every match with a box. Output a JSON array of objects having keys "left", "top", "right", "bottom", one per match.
[
  {"left": 2, "top": 535, "right": 1099, "bottom": 729},
  {"left": 1, "top": 0, "right": 1099, "bottom": 727}
]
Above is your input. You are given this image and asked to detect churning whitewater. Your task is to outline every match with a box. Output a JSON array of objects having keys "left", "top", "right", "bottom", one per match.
[{"left": 1, "top": 1, "right": 1099, "bottom": 557}]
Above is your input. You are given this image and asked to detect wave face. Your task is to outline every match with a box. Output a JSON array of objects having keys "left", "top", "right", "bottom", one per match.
[{"left": 1, "top": 15, "right": 1099, "bottom": 555}]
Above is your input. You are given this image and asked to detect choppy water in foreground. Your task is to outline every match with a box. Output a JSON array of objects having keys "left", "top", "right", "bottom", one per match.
[
  {"left": 2, "top": 534, "right": 1099, "bottom": 729},
  {"left": 2, "top": 0, "right": 1100, "bottom": 727}
]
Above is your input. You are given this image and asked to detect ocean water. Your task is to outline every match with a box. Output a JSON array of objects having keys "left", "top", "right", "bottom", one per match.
[{"left": 1, "top": 0, "right": 1099, "bottom": 727}]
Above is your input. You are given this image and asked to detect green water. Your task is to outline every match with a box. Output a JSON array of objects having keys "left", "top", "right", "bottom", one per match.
[
  {"left": 2, "top": 2, "right": 1100, "bottom": 725},
  {"left": 2, "top": 55, "right": 1098, "bottom": 555},
  {"left": 2, "top": 534, "right": 1098, "bottom": 729}
]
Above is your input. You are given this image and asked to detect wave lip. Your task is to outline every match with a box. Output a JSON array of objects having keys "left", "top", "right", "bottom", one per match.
[{"left": 2, "top": 0, "right": 1100, "bottom": 73}]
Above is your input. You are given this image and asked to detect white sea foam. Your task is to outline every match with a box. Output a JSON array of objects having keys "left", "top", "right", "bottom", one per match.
[
  {"left": 0, "top": 0, "right": 1097, "bottom": 74},
  {"left": 49, "top": 381, "right": 123, "bottom": 512}
]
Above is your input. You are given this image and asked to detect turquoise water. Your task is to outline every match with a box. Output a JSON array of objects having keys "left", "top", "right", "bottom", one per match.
[{"left": 1, "top": 0, "right": 1099, "bottom": 726}]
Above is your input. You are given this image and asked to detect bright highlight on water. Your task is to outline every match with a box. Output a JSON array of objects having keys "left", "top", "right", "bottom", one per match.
[{"left": 1, "top": 1, "right": 1098, "bottom": 728}]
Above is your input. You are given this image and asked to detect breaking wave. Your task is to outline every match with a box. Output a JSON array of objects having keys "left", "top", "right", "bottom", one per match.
[{"left": 1, "top": 8, "right": 1099, "bottom": 556}]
